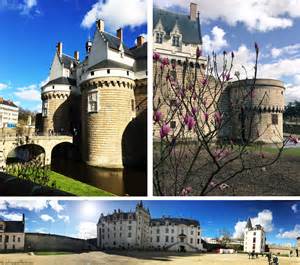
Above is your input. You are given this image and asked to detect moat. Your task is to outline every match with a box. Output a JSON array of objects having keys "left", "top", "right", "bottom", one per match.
[{"left": 51, "top": 158, "right": 147, "bottom": 196}]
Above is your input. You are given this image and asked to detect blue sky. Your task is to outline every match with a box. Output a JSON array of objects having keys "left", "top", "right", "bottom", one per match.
[
  {"left": 154, "top": 0, "right": 300, "bottom": 103},
  {"left": 0, "top": 0, "right": 147, "bottom": 111},
  {"left": 1, "top": 200, "right": 300, "bottom": 246}
]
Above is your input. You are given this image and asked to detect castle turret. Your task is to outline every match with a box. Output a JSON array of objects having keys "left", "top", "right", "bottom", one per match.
[
  {"left": 41, "top": 42, "right": 78, "bottom": 134},
  {"left": 79, "top": 20, "right": 136, "bottom": 168}
]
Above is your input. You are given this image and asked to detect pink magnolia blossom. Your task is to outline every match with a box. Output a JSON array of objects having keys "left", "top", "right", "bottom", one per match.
[
  {"left": 192, "top": 106, "right": 198, "bottom": 115},
  {"left": 153, "top": 52, "right": 160, "bottom": 62},
  {"left": 289, "top": 135, "right": 299, "bottom": 145},
  {"left": 154, "top": 111, "right": 162, "bottom": 123},
  {"left": 201, "top": 78, "right": 208, "bottom": 86},
  {"left": 160, "top": 124, "right": 170, "bottom": 138},
  {"left": 196, "top": 47, "right": 202, "bottom": 58},
  {"left": 181, "top": 186, "right": 193, "bottom": 196},
  {"left": 161, "top": 57, "right": 169, "bottom": 66},
  {"left": 184, "top": 114, "right": 196, "bottom": 130},
  {"left": 204, "top": 112, "right": 209, "bottom": 122},
  {"left": 214, "top": 111, "right": 222, "bottom": 126}
]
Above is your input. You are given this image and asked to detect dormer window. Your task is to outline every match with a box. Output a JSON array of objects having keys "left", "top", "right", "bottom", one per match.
[
  {"left": 172, "top": 35, "right": 180, "bottom": 47},
  {"left": 155, "top": 32, "right": 163, "bottom": 44},
  {"left": 107, "top": 69, "right": 111, "bottom": 74}
]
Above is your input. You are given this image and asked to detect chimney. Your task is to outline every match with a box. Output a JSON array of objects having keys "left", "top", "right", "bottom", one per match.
[
  {"left": 96, "top": 19, "right": 105, "bottom": 32},
  {"left": 22, "top": 214, "right": 25, "bottom": 223},
  {"left": 74, "top": 51, "right": 79, "bottom": 61},
  {"left": 85, "top": 40, "right": 92, "bottom": 53},
  {"left": 136, "top": 36, "right": 145, "bottom": 47},
  {"left": 57, "top": 42, "right": 63, "bottom": 57},
  {"left": 190, "top": 2, "right": 198, "bottom": 21},
  {"left": 117, "top": 28, "right": 123, "bottom": 43}
]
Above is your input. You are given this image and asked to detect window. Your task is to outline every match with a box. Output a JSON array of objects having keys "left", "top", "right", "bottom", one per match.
[
  {"left": 91, "top": 71, "right": 94, "bottom": 76},
  {"left": 190, "top": 238, "right": 193, "bottom": 244},
  {"left": 42, "top": 100, "right": 48, "bottom": 117},
  {"left": 180, "top": 237, "right": 184, "bottom": 242},
  {"left": 127, "top": 71, "right": 129, "bottom": 76},
  {"left": 12, "top": 245, "right": 15, "bottom": 250},
  {"left": 272, "top": 114, "right": 278, "bottom": 125},
  {"left": 191, "top": 230, "right": 194, "bottom": 235},
  {"left": 5, "top": 235, "right": 9, "bottom": 243},
  {"left": 155, "top": 32, "right": 163, "bottom": 43},
  {"left": 107, "top": 69, "right": 111, "bottom": 74},
  {"left": 165, "top": 228, "right": 169, "bottom": 233},
  {"left": 0, "top": 224, "right": 3, "bottom": 230},
  {"left": 128, "top": 226, "right": 132, "bottom": 231},
  {"left": 156, "top": 229, "right": 160, "bottom": 234},
  {"left": 52, "top": 85, "right": 55, "bottom": 89},
  {"left": 0, "top": 235, "right": 2, "bottom": 242},
  {"left": 172, "top": 36, "right": 180, "bottom": 47},
  {"left": 165, "top": 236, "right": 169, "bottom": 242},
  {"left": 87, "top": 91, "right": 98, "bottom": 113},
  {"left": 13, "top": 235, "right": 15, "bottom": 242},
  {"left": 171, "top": 229, "right": 174, "bottom": 233},
  {"left": 171, "top": 237, "right": 174, "bottom": 243},
  {"left": 129, "top": 220, "right": 132, "bottom": 224},
  {"left": 170, "top": 121, "right": 176, "bottom": 129},
  {"left": 197, "top": 239, "right": 200, "bottom": 244},
  {"left": 120, "top": 233, "right": 122, "bottom": 238},
  {"left": 156, "top": 236, "right": 160, "bottom": 242},
  {"left": 253, "top": 238, "right": 256, "bottom": 243},
  {"left": 128, "top": 232, "right": 131, "bottom": 238}
]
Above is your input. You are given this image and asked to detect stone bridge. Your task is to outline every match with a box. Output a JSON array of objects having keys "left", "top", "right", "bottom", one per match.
[{"left": 0, "top": 135, "right": 73, "bottom": 170}]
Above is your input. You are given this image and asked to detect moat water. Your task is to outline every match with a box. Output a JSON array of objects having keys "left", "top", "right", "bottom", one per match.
[{"left": 51, "top": 158, "right": 147, "bottom": 196}]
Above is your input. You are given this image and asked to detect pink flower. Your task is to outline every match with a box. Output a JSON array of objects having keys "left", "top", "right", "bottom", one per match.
[
  {"left": 153, "top": 52, "right": 160, "bottom": 62},
  {"left": 184, "top": 115, "right": 196, "bottom": 130},
  {"left": 214, "top": 111, "right": 222, "bottom": 126},
  {"left": 289, "top": 135, "right": 299, "bottom": 145},
  {"left": 181, "top": 187, "right": 192, "bottom": 196},
  {"left": 196, "top": 47, "right": 202, "bottom": 58},
  {"left": 204, "top": 112, "right": 209, "bottom": 122},
  {"left": 192, "top": 92, "right": 197, "bottom": 100},
  {"left": 201, "top": 78, "right": 208, "bottom": 86},
  {"left": 154, "top": 111, "right": 162, "bottom": 123},
  {"left": 161, "top": 57, "right": 169, "bottom": 66},
  {"left": 160, "top": 124, "right": 170, "bottom": 138},
  {"left": 192, "top": 106, "right": 198, "bottom": 115}
]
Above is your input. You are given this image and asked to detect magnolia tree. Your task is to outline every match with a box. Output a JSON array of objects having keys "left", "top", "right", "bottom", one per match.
[{"left": 153, "top": 43, "right": 294, "bottom": 196}]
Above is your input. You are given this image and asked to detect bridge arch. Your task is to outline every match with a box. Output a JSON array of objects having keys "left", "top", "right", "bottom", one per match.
[
  {"left": 6, "top": 144, "right": 46, "bottom": 164},
  {"left": 51, "top": 142, "right": 80, "bottom": 162}
]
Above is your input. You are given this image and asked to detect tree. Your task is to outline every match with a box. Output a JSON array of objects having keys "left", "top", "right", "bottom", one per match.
[{"left": 153, "top": 44, "right": 288, "bottom": 196}]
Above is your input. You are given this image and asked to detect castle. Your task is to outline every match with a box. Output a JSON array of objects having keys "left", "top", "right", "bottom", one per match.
[
  {"left": 39, "top": 19, "right": 147, "bottom": 168},
  {"left": 153, "top": 3, "right": 285, "bottom": 144},
  {"left": 97, "top": 201, "right": 203, "bottom": 252},
  {"left": 243, "top": 218, "right": 266, "bottom": 253}
]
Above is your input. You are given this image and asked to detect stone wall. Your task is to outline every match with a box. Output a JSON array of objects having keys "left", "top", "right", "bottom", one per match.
[
  {"left": 25, "top": 233, "right": 96, "bottom": 252},
  {"left": 41, "top": 91, "right": 70, "bottom": 134},
  {"left": 81, "top": 77, "right": 136, "bottom": 168}
]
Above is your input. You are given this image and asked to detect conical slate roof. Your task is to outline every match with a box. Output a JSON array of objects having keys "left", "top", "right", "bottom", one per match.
[{"left": 245, "top": 217, "right": 253, "bottom": 229}]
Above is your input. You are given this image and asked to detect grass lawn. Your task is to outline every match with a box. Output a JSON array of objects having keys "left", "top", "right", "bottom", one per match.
[
  {"left": 48, "top": 170, "right": 114, "bottom": 196},
  {"left": 34, "top": 251, "right": 77, "bottom": 255}
]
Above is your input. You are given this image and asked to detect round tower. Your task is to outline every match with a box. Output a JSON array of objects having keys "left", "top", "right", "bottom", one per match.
[
  {"left": 41, "top": 80, "right": 75, "bottom": 134},
  {"left": 223, "top": 79, "right": 285, "bottom": 144},
  {"left": 79, "top": 66, "right": 136, "bottom": 168}
]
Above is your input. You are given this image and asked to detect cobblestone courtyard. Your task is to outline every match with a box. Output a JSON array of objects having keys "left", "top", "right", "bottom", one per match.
[{"left": 0, "top": 252, "right": 300, "bottom": 265}]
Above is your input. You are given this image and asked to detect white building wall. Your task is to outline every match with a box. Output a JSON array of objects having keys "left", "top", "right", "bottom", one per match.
[
  {"left": 88, "top": 31, "right": 108, "bottom": 68},
  {"left": 0, "top": 233, "right": 25, "bottom": 251},
  {"left": 244, "top": 229, "right": 265, "bottom": 253},
  {"left": 0, "top": 104, "right": 18, "bottom": 128},
  {"left": 49, "top": 54, "right": 64, "bottom": 81}
]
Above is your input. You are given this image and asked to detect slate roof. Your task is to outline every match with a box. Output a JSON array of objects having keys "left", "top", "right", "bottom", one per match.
[
  {"left": 4, "top": 221, "right": 24, "bottom": 233},
  {"left": 59, "top": 54, "right": 78, "bottom": 69},
  {"left": 43, "top": 77, "right": 76, "bottom": 87},
  {"left": 0, "top": 98, "right": 18, "bottom": 108},
  {"left": 151, "top": 218, "right": 199, "bottom": 227},
  {"left": 99, "top": 212, "right": 137, "bottom": 223},
  {"left": 245, "top": 218, "right": 253, "bottom": 229},
  {"left": 153, "top": 7, "right": 202, "bottom": 45},
  {"left": 101, "top": 32, "right": 133, "bottom": 56},
  {"left": 130, "top": 43, "right": 147, "bottom": 72},
  {"left": 88, "top": 59, "right": 133, "bottom": 71}
]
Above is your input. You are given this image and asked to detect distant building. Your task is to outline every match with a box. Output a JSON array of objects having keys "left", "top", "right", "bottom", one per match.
[
  {"left": 0, "top": 97, "right": 18, "bottom": 129},
  {"left": 0, "top": 214, "right": 25, "bottom": 252},
  {"left": 243, "top": 218, "right": 266, "bottom": 253},
  {"left": 97, "top": 202, "right": 203, "bottom": 252}
]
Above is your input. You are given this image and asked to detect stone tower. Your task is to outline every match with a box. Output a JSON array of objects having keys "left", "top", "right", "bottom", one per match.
[
  {"left": 135, "top": 201, "right": 151, "bottom": 249},
  {"left": 220, "top": 79, "right": 285, "bottom": 144},
  {"left": 79, "top": 20, "right": 136, "bottom": 168},
  {"left": 41, "top": 42, "right": 78, "bottom": 134}
]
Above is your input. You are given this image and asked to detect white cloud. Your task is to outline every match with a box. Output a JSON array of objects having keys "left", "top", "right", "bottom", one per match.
[
  {"left": 292, "top": 204, "right": 299, "bottom": 213},
  {"left": 203, "top": 26, "right": 228, "bottom": 53},
  {"left": 0, "top": 83, "right": 8, "bottom": 90},
  {"left": 4, "top": 200, "right": 48, "bottom": 212},
  {"left": 0, "top": 212, "right": 23, "bottom": 221},
  {"left": 33, "top": 227, "right": 47, "bottom": 233},
  {"left": 233, "top": 209, "right": 273, "bottom": 238},
  {"left": 40, "top": 214, "right": 55, "bottom": 223},
  {"left": 14, "top": 84, "right": 40, "bottom": 101},
  {"left": 154, "top": 0, "right": 300, "bottom": 32},
  {"left": 0, "top": 202, "right": 7, "bottom": 210},
  {"left": 76, "top": 221, "right": 96, "bottom": 239},
  {"left": 81, "top": 0, "right": 147, "bottom": 30},
  {"left": 48, "top": 200, "right": 64, "bottom": 213},
  {"left": 58, "top": 214, "right": 70, "bottom": 223},
  {"left": 277, "top": 224, "right": 300, "bottom": 239},
  {"left": 21, "top": 0, "right": 37, "bottom": 14}
]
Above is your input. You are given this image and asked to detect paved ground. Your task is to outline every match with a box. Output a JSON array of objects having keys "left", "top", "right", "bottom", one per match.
[{"left": 0, "top": 252, "right": 300, "bottom": 265}]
